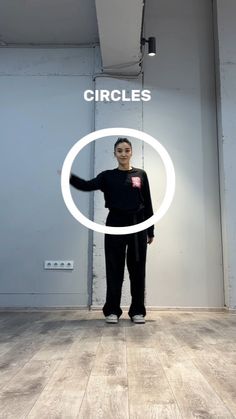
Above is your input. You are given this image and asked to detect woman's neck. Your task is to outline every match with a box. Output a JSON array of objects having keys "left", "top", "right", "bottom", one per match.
[{"left": 118, "top": 163, "right": 132, "bottom": 171}]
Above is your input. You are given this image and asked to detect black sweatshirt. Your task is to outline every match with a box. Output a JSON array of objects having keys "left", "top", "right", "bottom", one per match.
[{"left": 70, "top": 167, "right": 154, "bottom": 237}]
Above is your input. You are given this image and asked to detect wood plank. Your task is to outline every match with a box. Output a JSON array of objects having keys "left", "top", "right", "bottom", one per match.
[
  {"left": 126, "top": 328, "right": 182, "bottom": 418},
  {"left": 102, "top": 325, "right": 125, "bottom": 342},
  {"left": 27, "top": 325, "right": 102, "bottom": 418},
  {"left": 193, "top": 352, "right": 236, "bottom": 416},
  {"left": 91, "top": 340, "right": 127, "bottom": 376},
  {"left": 129, "top": 375, "right": 182, "bottom": 419},
  {"left": 78, "top": 376, "right": 129, "bottom": 419},
  {"left": 0, "top": 311, "right": 84, "bottom": 390},
  {"left": 156, "top": 330, "right": 234, "bottom": 418},
  {"left": 0, "top": 312, "right": 20, "bottom": 328},
  {"left": 126, "top": 346, "right": 163, "bottom": 377},
  {"left": 0, "top": 312, "right": 46, "bottom": 343},
  {"left": 0, "top": 330, "right": 58, "bottom": 390},
  {"left": 27, "top": 361, "right": 89, "bottom": 419},
  {"left": 0, "top": 359, "right": 59, "bottom": 418},
  {"left": 0, "top": 311, "right": 236, "bottom": 418},
  {"left": 0, "top": 342, "right": 12, "bottom": 357},
  {"left": 63, "top": 330, "right": 102, "bottom": 376},
  {"left": 125, "top": 323, "right": 159, "bottom": 348},
  {"left": 30, "top": 330, "right": 75, "bottom": 362},
  {"left": 164, "top": 359, "right": 234, "bottom": 418}
]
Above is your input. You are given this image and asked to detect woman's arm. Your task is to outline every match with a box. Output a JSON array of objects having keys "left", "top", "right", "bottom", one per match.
[
  {"left": 143, "top": 171, "right": 155, "bottom": 239},
  {"left": 70, "top": 172, "right": 105, "bottom": 191},
  {"left": 58, "top": 169, "right": 105, "bottom": 191}
]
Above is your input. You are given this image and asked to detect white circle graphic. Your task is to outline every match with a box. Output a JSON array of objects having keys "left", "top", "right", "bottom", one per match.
[{"left": 61, "top": 128, "right": 175, "bottom": 235}]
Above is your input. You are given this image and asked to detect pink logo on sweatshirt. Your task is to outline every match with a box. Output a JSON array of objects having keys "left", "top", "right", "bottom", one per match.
[{"left": 131, "top": 177, "right": 141, "bottom": 188}]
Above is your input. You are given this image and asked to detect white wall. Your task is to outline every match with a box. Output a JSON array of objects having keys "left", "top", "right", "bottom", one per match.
[
  {"left": 215, "top": 0, "right": 236, "bottom": 309},
  {"left": 92, "top": 0, "right": 224, "bottom": 309},
  {"left": 0, "top": 0, "right": 229, "bottom": 310},
  {"left": 143, "top": 0, "right": 223, "bottom": 308},
  {"left": 0, "top": 48, "right": 94, "bottom": 307}
]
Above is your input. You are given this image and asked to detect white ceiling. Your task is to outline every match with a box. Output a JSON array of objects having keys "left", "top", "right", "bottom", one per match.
[
  {"left": 0, "top": 0, "right": 99, "bottom": 45},
  {"left": 0, "top": 0, "right": 144, "bottom": 75},
  {"left": 95, "top": 0, "right": 143, "bottom": 75}
]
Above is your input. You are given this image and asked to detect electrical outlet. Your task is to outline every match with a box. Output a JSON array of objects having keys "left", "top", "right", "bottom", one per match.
[{"left": 44, "top": 260, "right": 74, "bottom": 270}]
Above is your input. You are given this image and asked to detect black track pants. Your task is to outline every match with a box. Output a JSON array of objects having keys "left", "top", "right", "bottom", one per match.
[{"left": 103, "top": 211, "right": 147, "bottom": 318}]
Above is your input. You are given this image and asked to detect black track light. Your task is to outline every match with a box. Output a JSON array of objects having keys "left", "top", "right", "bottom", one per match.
[{"left": 141, "top": 37, "right": 156, "bottom": 56}]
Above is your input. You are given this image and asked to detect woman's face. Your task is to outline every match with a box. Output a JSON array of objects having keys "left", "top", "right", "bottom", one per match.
[{"left": 114, "top": 142, "right": 132, "bottom": 165}]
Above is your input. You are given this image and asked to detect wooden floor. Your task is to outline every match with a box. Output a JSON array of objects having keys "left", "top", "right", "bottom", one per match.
[{"left": 0, "top": 310, "right": 236, "bottom": 419}]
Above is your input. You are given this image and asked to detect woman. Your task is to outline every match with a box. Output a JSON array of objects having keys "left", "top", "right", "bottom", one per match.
[{"left": 69, "top": 137, "right": 154, "bottom": 324}]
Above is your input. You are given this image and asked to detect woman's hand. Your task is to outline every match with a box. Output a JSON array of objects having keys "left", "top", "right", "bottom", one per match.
[{"left": 147, "top": 236, "right": 154, "bottom": 245}]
